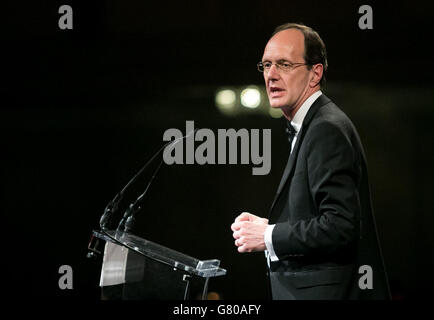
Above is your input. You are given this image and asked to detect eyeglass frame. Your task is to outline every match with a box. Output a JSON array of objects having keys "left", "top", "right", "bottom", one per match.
[{"left": 257, "top": 60, "right": 311, "bottom": 73}]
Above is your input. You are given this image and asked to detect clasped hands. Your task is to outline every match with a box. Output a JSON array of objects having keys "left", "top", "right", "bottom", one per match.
[{"left": 231, "top": 212, "right": 269, "bottom": 253}]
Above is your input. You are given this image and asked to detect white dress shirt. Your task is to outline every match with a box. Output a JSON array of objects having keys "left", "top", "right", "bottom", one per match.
[{"left": 265, "top": 90, "right": 322, "bottom": 262}]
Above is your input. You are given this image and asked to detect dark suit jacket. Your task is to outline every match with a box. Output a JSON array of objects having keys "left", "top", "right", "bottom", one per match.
[{"left": 268, "top": 94, "right": 390, "bottom": 300}]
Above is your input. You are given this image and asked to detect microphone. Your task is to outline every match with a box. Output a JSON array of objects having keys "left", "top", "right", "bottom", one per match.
[
  {"left": 112, "top": 128, "right": 197, "bottom": 233},
  {"left": 99, "top": 193, "right": 121, "bottom": 229},
  {"left": 99, "top": 138, "right": 170, "bottom": 230},
  {"left": 121, "top": 160, "right": 163, "bottom": 233}
]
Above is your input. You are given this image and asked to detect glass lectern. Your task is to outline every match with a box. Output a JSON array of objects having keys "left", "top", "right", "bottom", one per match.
[{"left": 88, "top": 229, "right": 227, "bottom": 300}]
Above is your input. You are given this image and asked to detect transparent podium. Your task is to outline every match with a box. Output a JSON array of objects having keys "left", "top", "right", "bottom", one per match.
[{"left": 88, "top": 229, "right": 227, "bottom": 300}]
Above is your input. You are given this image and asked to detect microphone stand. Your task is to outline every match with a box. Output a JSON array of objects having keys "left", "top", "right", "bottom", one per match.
[
  {"left": 99, "top": 141, "right": 169, "bottom": 231},
  {"left": 116, "top": 159, "right": 163, "bottom": 233},
  {"left": 99, "top": 129, "right": 197, "bottom": 232},
  {"left": 88, "top": 129, "right": 197, "bottom": 260}
]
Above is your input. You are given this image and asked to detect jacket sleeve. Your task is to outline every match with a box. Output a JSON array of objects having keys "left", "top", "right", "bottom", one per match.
[{"left": 272, "top": 121, "right": 362, "bottom": 258}]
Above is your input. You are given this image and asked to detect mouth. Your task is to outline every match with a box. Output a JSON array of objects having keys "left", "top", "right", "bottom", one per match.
[{"left": 269, "top": 87, "right": 285, "bottom": 98}]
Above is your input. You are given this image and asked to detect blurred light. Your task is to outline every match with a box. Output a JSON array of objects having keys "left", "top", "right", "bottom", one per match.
[
  {"left": 215, "top": 89, "right": 236, "bottom": 110},
  {"left": 207, "top": 291, "right": 221, "bottom": 300},
  {"left": 269, "top": 107, "right": 283, "bottom": 118},
  {"left": 240, "top": 87, "right": 261, "bottom": 109}
]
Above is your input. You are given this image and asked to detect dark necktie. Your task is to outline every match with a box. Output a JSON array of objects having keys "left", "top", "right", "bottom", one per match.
[{"left": 285, "top": 121, "right": 296, "bottom": 151}]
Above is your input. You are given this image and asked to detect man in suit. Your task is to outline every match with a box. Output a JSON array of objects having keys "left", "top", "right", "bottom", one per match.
[{"left": 231, "top": 23, "right": 390, "bottom": 299}]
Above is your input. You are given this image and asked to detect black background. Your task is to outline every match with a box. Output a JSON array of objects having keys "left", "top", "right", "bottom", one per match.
[{"left": 1, "top": 1, "right": 433, "bottom": 300}]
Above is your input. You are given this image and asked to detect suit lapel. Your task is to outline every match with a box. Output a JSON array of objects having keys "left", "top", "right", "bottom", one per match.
[{"left": 268, "top": 94, "right": 331, "bottom": 217}]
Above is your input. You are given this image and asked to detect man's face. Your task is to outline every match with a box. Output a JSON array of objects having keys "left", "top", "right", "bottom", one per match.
[{"left": 262, "top": 29, "right": 313, "bottom": 114}]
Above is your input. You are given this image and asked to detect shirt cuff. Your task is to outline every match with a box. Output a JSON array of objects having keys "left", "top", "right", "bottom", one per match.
[{"left": 264, "top": 224, "right": 279, "bottom": 262}]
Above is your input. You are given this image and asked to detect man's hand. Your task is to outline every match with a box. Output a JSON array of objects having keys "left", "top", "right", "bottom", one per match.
[{"left": 231, "top": 212, "right": 269, "bottom": 253}]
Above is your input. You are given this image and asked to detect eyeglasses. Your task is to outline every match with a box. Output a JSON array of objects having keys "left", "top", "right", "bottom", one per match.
[{"left": 257, "top": 61, "right": 310, "bottom": 73}]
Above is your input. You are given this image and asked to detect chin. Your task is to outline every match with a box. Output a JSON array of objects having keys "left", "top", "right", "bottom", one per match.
[{"left": 269, "top": 99, "right": 285, "bottom": 109}]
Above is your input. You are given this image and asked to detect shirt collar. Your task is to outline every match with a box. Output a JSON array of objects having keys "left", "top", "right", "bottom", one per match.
[{"left": 290, "top": 90, "right": 322, "bottom": 134}]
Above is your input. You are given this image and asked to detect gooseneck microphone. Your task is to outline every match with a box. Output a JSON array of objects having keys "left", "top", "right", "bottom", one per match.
[
  {"left": 118, "top": 159, "right": 164, "bottom": 233},
  {"left": 99, "top": 129, "right": 197, "bottom": 232}
]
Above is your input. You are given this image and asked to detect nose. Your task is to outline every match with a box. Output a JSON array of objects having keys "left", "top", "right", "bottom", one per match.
[{"left": 265, "top": 64, "right": 280, "bottom": 82}]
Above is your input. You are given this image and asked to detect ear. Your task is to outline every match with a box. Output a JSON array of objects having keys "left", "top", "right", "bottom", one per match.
[{"left": 310, "top": 64, "right": 323, "bottom": 87}]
